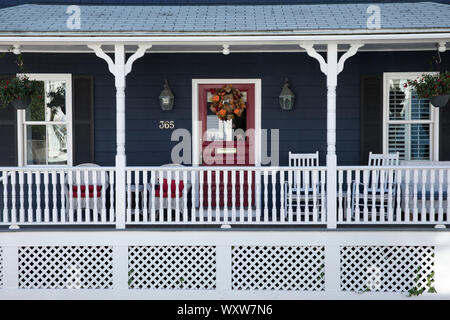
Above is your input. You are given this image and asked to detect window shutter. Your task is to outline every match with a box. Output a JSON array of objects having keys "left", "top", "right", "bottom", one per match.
[
  {"left": 439, "top": 105, "right": 450, "bottom": 160},
  {"left": 360, "top": 74, "right": 383, "bottom": 165},
  {"left": 0, "top": 74, "right": 17, "bottom": 166},
  {"left": 72, "top": 75, "right": 95, "bottom": 165}
]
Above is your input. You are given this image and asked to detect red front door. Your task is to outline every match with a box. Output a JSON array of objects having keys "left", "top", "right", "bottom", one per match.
[{"left": 198, "top": 83, "right": 255, "bottom": 208}]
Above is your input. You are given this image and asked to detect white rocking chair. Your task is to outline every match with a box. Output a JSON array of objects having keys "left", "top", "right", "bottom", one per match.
[
  {"left": 351, "top": 152, "right": 399, "bottom": 221},
  {"left": 284, "top": 151, "right": 321, "bottom": 219}
]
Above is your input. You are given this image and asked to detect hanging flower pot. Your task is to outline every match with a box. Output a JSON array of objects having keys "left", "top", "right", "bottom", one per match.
[
  {"left": 430, "top": 95, "right": 450, "bottom": 108},
  {"left": 0, "top": 76, "right": 43, "bottom": 110},
  {"left": 406, "top": 71, "right": 450, "bottom": 108},
  {"left": 11, "top": 96, "right": 31, "bottom": 110}
]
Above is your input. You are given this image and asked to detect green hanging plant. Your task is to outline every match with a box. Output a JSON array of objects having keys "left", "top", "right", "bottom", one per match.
[
  {"left": 0, "top": 49, "right": 44, "bottom": 110},
  {"left": 406, "top": 71, "right": 450, "bottom": 99}
]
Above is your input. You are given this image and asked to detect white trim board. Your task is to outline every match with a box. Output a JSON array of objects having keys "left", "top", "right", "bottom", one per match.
[{"left": 191, "top": 79, "right": 262, "bottom": 167}]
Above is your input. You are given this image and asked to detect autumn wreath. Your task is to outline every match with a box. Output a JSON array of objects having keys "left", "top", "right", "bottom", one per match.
[{"left": 210, "top": 84, "right": 246, "bottom": 120}]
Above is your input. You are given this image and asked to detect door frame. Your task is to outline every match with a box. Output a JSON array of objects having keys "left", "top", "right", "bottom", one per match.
[{"left": 192, "top": 79, "right": 262, "bottom": 166}]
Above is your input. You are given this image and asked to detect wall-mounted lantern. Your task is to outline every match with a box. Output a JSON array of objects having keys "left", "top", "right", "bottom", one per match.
[
  {"left": 279, "top": 78, "right": 295, "bottom": 111},
  {"left": 159, "top": 79, "right": 174, "bottom": 111}
]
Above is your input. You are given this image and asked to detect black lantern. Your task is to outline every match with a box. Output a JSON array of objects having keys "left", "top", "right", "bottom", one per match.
[
  {"left": 279, "top": 78, "right": 295, "bottom": 111},
  {"left": 159, "top": 79, "right": 174, "bottom": 111}
]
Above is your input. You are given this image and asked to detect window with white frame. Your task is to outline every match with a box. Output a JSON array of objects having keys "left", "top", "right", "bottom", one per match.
[
  {"left": 17, "top": 74, "right": 72, "bottom": 166},
  {"left": 383, "top": 72, "right": 439, "bottom": 161}
]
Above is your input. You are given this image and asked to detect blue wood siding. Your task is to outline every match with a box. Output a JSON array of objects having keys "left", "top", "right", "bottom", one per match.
[
  {"left": 0, "top": 50, "right": 448, "bottom": 166},
  {"left": 1, "top": 0, "right": 449, "bottom": 8}
]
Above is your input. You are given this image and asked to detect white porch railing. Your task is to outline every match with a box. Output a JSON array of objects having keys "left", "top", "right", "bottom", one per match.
[
  {"left": 0, "top": 167, "right": 116, "bottom": 225},
  {"left": 337, "top": 166, "right": 450, "bottom": 225},
  {"left": 125, "top": 166, "right": 327, "bottom": 225},
  {"left": 0, "top": 165, "right": 449, "bottom": 228}
]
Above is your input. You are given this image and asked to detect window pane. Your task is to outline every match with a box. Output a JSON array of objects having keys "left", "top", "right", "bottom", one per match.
[
  {"left": 410, "top": 90, "right": 431, "bottom": 120},
  {"left": 410, "top": 124, "right": 430, "bottom": 160},
  {"left": 389, "top": 79, "right": 408, "bottom": 120},
  {"left": 26, "top": 125, "right": 46, "bottom": 165},
  {"left": 25, "top": 81, "right": 45, "bottom": 121},
  {"left": 388, "top": 124, "right": 407, "bottom": 160},
  {"left": 46, "top": 81, "right": 67, "bottom": 122},
  {"left": 47, "top": 124, "right": 67, "bottom": 165}
]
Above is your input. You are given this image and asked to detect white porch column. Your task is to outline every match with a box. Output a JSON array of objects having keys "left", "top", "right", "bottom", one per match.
[
  {"left": 300, "top": 43, "right": 362, "bottom": 229},
  {"left": 88, "top": 44, "right": 151, "bottom": 229}
]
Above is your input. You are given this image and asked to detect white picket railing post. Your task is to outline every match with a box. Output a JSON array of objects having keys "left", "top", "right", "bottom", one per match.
[
  {"left": 113, "top": 245, "right": 129, "bottom": 293},
  {"left": 3, "top": 245, "right": 19, "bottom": 291},
  {"left": 324, "top": 244, "right": 340, "bottom": 295},
  {"left": 216, "top": 245, "right": 232, "bottom": 298}
]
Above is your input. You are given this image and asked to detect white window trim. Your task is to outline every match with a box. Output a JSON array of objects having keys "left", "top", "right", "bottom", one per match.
[
  {"left": 383, "top": 72, "right": 439, "bottom": 161},
  {"left": 17, "top": 73, "right": 73, "bottom": 167},
  {"left": 192, "top": 79, "right": 262, "bottom": 167}
]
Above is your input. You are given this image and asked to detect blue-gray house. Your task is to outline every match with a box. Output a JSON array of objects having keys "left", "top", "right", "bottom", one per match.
[{"left": 0, "top": 1, "right": 450, "bottom": 300}]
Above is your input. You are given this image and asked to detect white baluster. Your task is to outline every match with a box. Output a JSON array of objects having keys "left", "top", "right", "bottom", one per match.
[
  {"left": 51, "top": 171, "right": 57, "bottom": 223},
  {"left": 255, "top": 170, "right": 261, "bottom": 223},
  {"left": 67, "top": 171, "right": 74, "bottom": 223},
  {"left": 150, "top": 170, "right": 156, "bottom": 223},
  {"left": 312, "top": 170, "right": 318, "bottom": 223},
  {"left": 142, "top": 170, "right": 148, "bottom": 223},
  {"left": 18, "top": 171, "right": 25, "bottom": 224},
  {"left": 421, "top": 169, "right": 427, "bottom": 222},
  {"left": 223, "top": 170, "right": 229, "bottom": 223},
  {"left": 2, "top": 171, "right": 8, "bottom": 223},
  {"left": 10, "top": 171, "right": 16, "bottom": 225},
  {"left": 337, "top": 170, "right": 343, "bottom": 223},
  {"left": 395, "top": 169, "right": 402, "bottom": 223},
  {"left": 430, "top": 170, "right": 436, "bottom": 223},
  {"left": 354, "top": 170, "right": 361, "bottom": 223},
  {"left": 43, "top": 171, "right": 49, "bottom": 223},
  {"left": 320, "top": 169, "right": 326, "bottom": 224},
  {"left": 263, "top": 170, "right": 268, "bottom": 223},
  {"left": 76, "top": 170, "right": 82, "bottom": 222},
  {"left": 239, "top": 170, "right": 244, "bottom": 222},
  {"left": 108, "top": 170, "right": 114, "bottom": 223},
  {"left": 84, "top": 170, "right": 91, "bottom": 223},
  {"left": 134, "top": 170, "right": 140, "bottom": 223},
  {"left": 215, "top": 170, "right": 220, "bottom": 223},
  {"left": 287, "top": 169, "right": 293, "bottom": 223},
  {"left": 199, "top": 170, "right": 204, "bottom": 223},
  {"left": 35, "top": 171, "right": 42, "bottom": 223},
  {"left": 370, "top": 169, "right": 376, "bottom": 223},
  {"left": 248, "top": 170, "right": 253, "bottom": 223},
  {"left": 182, "top": 170, "right": 188, "bottom": 223},
  {"left": 126, "top": 170, "right": 132, "bottom": 223},
  {"left": 438, "top": 169, "right": 444, "bottom": 223},
  {"left": 167, "top": 170, "right": 173, "bottom": 223},
  {"left": 271, "top": 170, "right": 277, "bottom": 222},
  {"left": 175, "top": 170, "right": 180, "bottom": 223},
  {"left": 93, "top": 170, "right": 98, "bottom": 223},
  {"left": 231, "top": 170, "right": 236, "bottom": 223},
  {"left": 279, "top": 169, "right": 285, "bottom": 222},
  {"left": 304, "top": 170, "right": 310, "bottom": 223},
  {"left": 345, "top": 170, "right": 351, "bottom": 222},
  {"left": 28, "top": 171, "right": 33, "bottom": 223},
  {"left": 379, "top": 169, "right": 386, "bottom": 223}
]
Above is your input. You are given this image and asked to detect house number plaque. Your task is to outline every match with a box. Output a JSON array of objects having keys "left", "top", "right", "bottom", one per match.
[{"left": 159, "top": 120, "right": 175, "bottom": 129}]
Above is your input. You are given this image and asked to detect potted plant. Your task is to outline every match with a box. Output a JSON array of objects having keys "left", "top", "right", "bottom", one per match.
[
  {"left": 0, "top": 75, "right": 43, "bottom": 110},
  {"left": 407, "top": 71, "right": 450, "bottom": 108}
]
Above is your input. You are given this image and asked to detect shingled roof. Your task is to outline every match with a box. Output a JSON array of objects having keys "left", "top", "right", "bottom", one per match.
[{"left": 0, "top": 2, "right": 449, "bottom": 35}]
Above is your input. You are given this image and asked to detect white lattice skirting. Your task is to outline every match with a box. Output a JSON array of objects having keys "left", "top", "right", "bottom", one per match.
[{"left": 0, "top": 231, "right": 450, "bottom": 299}]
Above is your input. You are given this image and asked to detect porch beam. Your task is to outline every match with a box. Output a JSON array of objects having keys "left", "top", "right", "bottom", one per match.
[
  {"left": 88, "top": 44, "right": 151, "bottom": 229},
  {"left": 300, "top": 42, "right": 363, "bottom": 229}
]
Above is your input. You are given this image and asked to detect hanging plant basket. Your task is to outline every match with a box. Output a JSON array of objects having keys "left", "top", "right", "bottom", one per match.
[
  {"left": 11, "top": 96, "right": 31, "bottom": 110},
  {"left": 430, "top": 95, "right": 450, "bottom": 108}
]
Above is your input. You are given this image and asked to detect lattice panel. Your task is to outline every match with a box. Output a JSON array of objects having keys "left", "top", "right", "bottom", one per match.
[
  {"left": 18, "top": 246, "right": 113, "bottom": 289},
  {"left": 128, "top": 246, "right": 216, "bottom": 289},
  {"left": 340, "top": 246, "right": 435, "bottom": 293},
  {"left": 232, "top": 246, "right": 325, "bottom": 291}
]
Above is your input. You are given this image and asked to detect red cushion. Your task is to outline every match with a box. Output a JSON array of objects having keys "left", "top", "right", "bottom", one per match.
[
  {"left": 155, "top": 179, "right": 185, "bottom": 198},
  {"left": 72, "top": 185, "right": 102, "bottom": 198}
]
